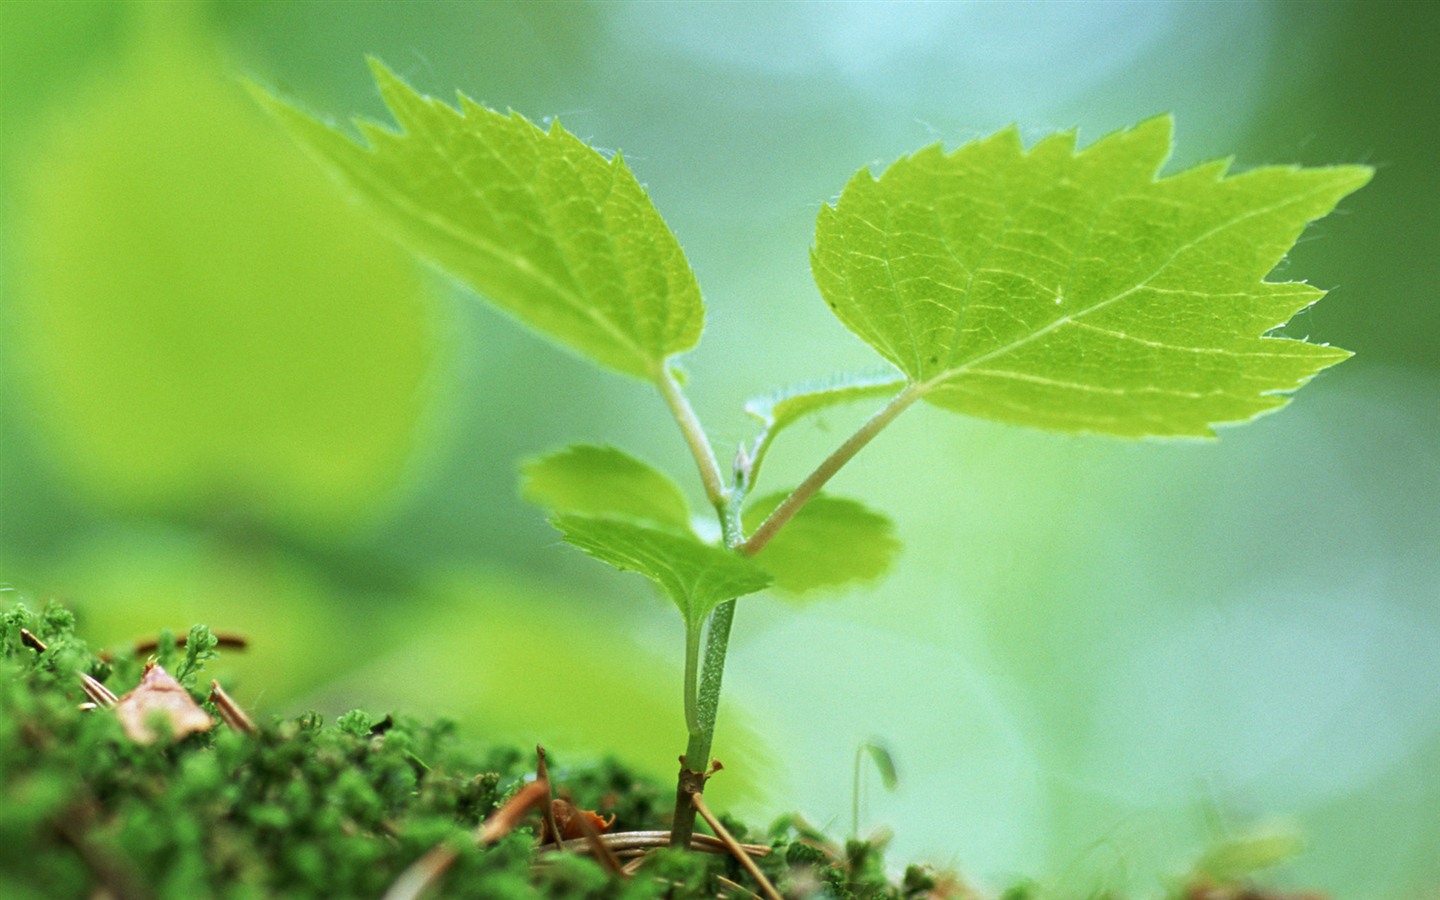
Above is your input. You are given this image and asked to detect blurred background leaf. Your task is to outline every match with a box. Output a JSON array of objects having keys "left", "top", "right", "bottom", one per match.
[
  {"left": 1, "top": 2, "right": 1435, "bottom": 898},
  {"left": 5, "top": 4, "right": 431, "bottom": 538}
]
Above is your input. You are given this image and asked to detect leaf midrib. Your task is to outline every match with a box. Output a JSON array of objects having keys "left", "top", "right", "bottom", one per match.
[{"left": 916, "top": 178, "right": 1340, "bottom": 395}]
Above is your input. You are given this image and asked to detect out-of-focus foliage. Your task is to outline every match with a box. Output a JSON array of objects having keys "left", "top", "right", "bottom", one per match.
[
  {"left": 1, "top": 2, "right": 1435, "bottom": 899},
  {"left": 0, "top": 598, "right": 1320, "bottom": 899},
  {"left": 7, "top": 9, "right": 431, "bottom": 538}
]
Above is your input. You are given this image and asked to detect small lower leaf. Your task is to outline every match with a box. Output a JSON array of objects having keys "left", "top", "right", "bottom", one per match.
[
  {"left": 554, "top": 515, "right": 771, "bottom": 626},
  {"left": 520, "top": 444, "right": 692, "bottom": 533},
  {"left": 743, "top": 493, "right": 899, "bottom": 595}
]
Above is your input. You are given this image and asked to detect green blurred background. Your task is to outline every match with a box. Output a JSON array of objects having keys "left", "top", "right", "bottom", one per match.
[{"left": 1, "top": 1, "right": 1436, "bottom": 896}]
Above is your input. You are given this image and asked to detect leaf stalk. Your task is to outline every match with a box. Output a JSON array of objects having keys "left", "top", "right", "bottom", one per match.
[
  {"left": 670, "top": 382, "right": 923, "bottom": 848},
  {"left": 741, "top": 381, "right": 925, "bottom": 557},
  {"left": 682, "top": 621, "right": 703, "bottom": 736},
  {"left": 656, "top": 362, "right": 728, "bottom": 510}
]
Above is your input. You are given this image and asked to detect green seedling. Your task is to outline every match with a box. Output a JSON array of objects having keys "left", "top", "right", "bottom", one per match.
[
  {"left": 852, "top": 739, "right": 899, "bottom": 841},
  {"left": 253, "top": 60, "right": 1369, "bottom": 848}
]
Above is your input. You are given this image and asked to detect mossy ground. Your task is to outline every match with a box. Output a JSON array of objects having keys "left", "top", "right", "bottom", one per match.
[
  {"left": 2, "top": 600, "right": 1320, "bottom": 900},
  {"left": 0, "top": 600, "right": 954, "bottom": 899}
]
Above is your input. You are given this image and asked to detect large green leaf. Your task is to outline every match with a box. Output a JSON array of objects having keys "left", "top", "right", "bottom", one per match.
[
  {"left": 520, "top": 444, "right": 692, "bottom": 533},
  {"left": 813, "top": 116, "right": 1372, "bottom": 437},
  {"left": 254, "top": 59, "right": 704, "bottom": 379},
  {"left": 742, "top": 493, "right": 899, "bottom": 595},
  {"left": 553, "top": 516, "right": 771, "bottom": 627}
]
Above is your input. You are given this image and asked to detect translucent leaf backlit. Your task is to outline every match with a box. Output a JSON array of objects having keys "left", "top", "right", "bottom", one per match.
[
  {"left": 255, "top": 60, "right": 703, "bottom": 379},
  {"left": 813, "top": 116, "right": 1371, "bottom": 436}
]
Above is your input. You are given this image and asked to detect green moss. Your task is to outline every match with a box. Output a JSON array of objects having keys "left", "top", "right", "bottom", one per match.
[
  {"left": 0, "top": 599, "right": 1327, "bottom": 899},
  {"left": 0, "top": 599, "right": 949, "bottom": 898}
]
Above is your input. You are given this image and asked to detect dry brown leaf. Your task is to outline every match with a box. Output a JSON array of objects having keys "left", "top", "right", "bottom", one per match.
[
  {"left": 540, "top": 798, "right": 615, "bottom": 844},
  {"left": 114, "top": 662, "right": 213, "bottom": 744}
]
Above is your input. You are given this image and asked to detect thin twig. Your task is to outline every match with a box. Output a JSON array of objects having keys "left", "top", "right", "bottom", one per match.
[
  {"left": 379, "top": 844, "right": 459, "bottom": 900},
  {"left": 535, "top": 746, "right": 563, "bottom": 850},
  {"left": 383, "top": 779, "right": 551, "bottom": 900},
  {"left": 19, "top": 628, "right": 47, "bottom": 652},
  {"left": 208, "top": 681, "right": 257, "bottom": 735},
  {"left": 536, "top": 830, "right": 769, "bottom": 857},
  {"left": 620, "top": 856, "right": 648, "bottom": 876},
  {"left": 133, "top": 632, "right": 248, "bottom": 655},
  {"left": 78, "top": 674, "right": 118, "bottom": 709},
  {"left": 556, "top": 799, "right": 624, "bottom": 876},
  {"left": 477, "top": 780, "right": 550, "bottom": 845},
  {"left": 717, "top": 874, "right": 763, "bottom": 899},
  {"left": 691, "top": 793, "right": 782, "bottom": 900}
]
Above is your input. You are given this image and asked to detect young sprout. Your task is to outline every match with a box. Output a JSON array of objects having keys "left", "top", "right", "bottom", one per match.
[{"left": 257, "top": 63, "right": 1368, "bottom": 851}]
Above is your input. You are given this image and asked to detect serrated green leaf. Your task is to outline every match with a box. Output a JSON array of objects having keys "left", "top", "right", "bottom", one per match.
[
  {"left": 743, "top": 493, "right": 899, "bottom": 595},
  {"left": 813, "top": 115, "right": 1372, "bottom": 437},
  {"left": 553, "top": 516, "right": 771, "bottom": 626},
  {"left": 520, "top": 444, "right": 692, "bottom": 533},
  {"left": 252, "top": 59, "right": 703, "bottom": 379}
]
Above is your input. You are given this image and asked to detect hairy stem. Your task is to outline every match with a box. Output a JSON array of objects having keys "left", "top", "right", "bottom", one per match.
[
  {"left": 682, "top": 622, "right": 702, "bottom": 735},
  {"left": 670, "top": 599, "right": 735, "bottom": 848},
  {"left": 669, "top": 383, "right": 926, "bottom": 848},
  {"left": 741, "top": 381, "right": 925, "bottom": 556},
  {"left": 654, "top": 362, "right": 745, "bottom": 848},
  {"left": 656, "top": 362, "right": 728, "bottom": 509},
  {"left": 661, "top": 373, "right": 926, "bottom": 848},
  {"left": 670, "top": 482, "right": 747, "bottom": 848}
]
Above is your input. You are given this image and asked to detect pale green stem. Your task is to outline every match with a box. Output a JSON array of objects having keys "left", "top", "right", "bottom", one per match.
[
  {"left": 671, "top": 598, "right": 735, "bottom": 849},
  {"left": 741, "top": 381, "right": 926, "bottom": 557},
  {"left": 743, "top": 422, "right": 778, "bottom": 493},
  {"left": 655, "top": 363, "right": 728, "bottom": 509},
  {"left": 654, "top": 360, "right": 745, "bottom": 847},
  {"left": 689, "top": 501, "right": 746, "bottom": 770},
  {"left": 682, "top": 621, "right": 703, "bottom": 735},
  {"left": 670, "top": 498, "right": 745, "bottom": 848},
  {"left": 671, "top": 381, "right": 927, "bottom": 848},
  {"left": 694, "top": 600, "right": 735, "bottom": 736},
  {"left": 852, "top": 743, "right": 863, "bottom": 839},
  {"left": 661, "top": 370, "right": 925, "bottom": 848}
]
